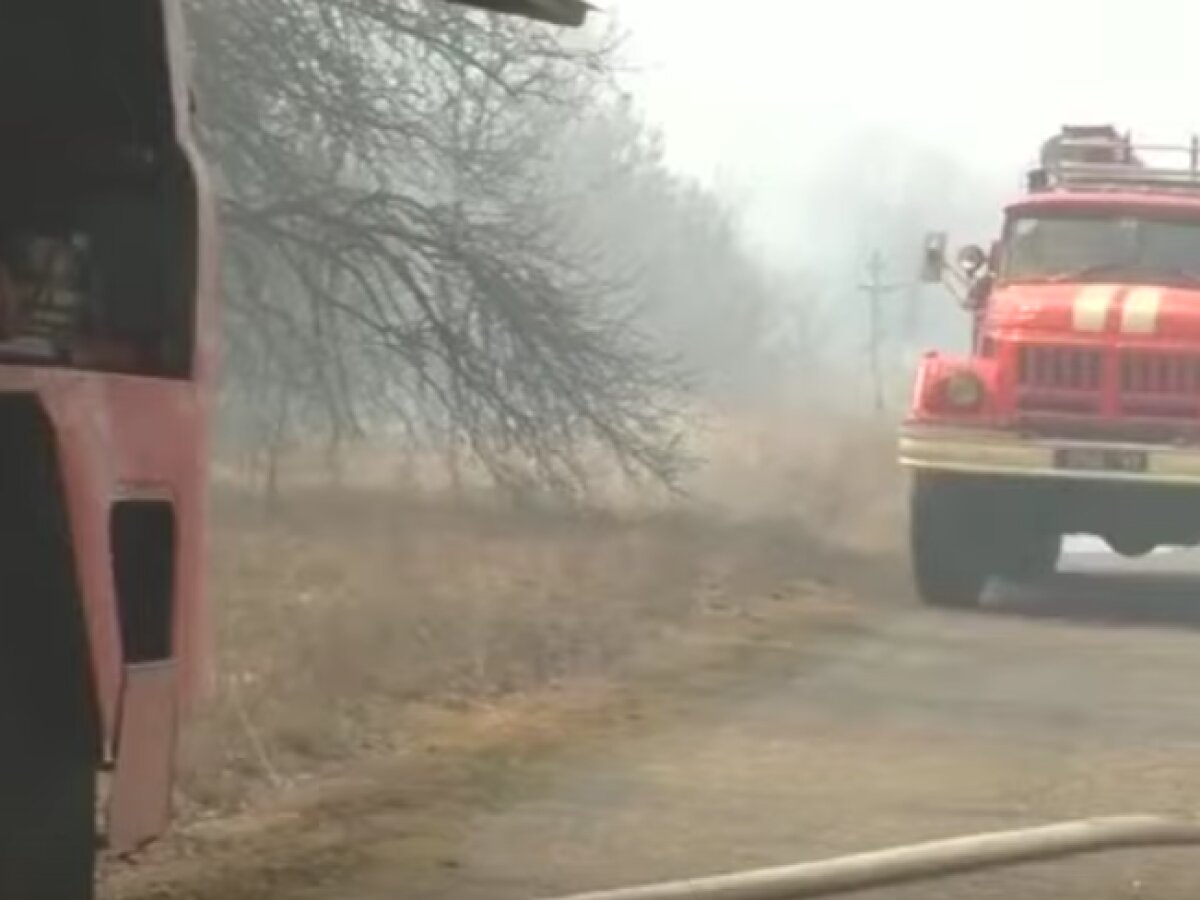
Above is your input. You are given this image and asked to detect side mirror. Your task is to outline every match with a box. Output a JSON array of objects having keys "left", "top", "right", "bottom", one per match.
[
  {"left": 920, "top": 232, "right": 948, "bottom": 283},
  {"left": 957, "top": 245, "right": 987, "bottom": 277}
]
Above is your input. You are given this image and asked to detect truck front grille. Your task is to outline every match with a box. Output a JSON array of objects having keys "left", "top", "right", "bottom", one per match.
[
  {"left": 1119, "top": 352, "right": 1200, "bottom": 395},
  {"left": 1017, "top": 345, "right": 1103, "bottom": 391},
  {"left": 1119, "top": 351, "right": 1200, "bottom": 417},
  {"left": 1016, "top": 346, "right": 1103, "bottom": 413},
  {"left": 1013, "top": 345, "right": 1200, "bottom": 419}
]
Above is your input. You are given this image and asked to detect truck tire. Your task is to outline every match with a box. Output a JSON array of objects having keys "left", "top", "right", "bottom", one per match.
[
  {"left": 0, "top": 570, "right": 96, "bottom": 900},
  {"left": 995, "top": 532, "right": 1062, "bottom": 582},
  {"left": 0, "top": 736, "right": 96, "bottom": 900},
  {"left": 0, "top": 404, "right": 97, "bottom": 900},
  {"left": 910, "top": 473, "right": 989, "bottom": 609},
  {"left": 1106, "top": 535, "right": 1156, "bottom": 559}
]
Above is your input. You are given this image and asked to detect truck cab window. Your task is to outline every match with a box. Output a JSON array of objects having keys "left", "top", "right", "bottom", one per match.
[
  {"left": 1002, "top": 213, "right": 1200, "bottom": 285},
  {"left": 0, "top": 0, "right": 197, "bottom": 377}
]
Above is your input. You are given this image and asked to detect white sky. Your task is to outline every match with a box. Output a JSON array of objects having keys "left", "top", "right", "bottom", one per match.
[{"left": 611, "top": 0, "right": 1200, "bottom": 256}]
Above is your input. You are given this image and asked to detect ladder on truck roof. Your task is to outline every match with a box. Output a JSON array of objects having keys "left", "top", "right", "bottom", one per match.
[{"left": 1030, "top": 127, "right": 1200, "bottom": 196}]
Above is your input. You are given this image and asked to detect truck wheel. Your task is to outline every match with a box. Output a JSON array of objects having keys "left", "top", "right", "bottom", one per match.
[
  {"left": 0, "top": 739, "right": 96, "bottom": 900},
  {"left": 0, "top": 592, "right": 97, "bottom": 900},
  {"left": 910, "top": 473, "right": 989, "bottom": 609},
  {"left": 996, "top": 532, "right": 1062, "bottom": 581},
  {"left": 0, "top": 408, "right": 98, "bottom": 900},
  {"left": 1106, "top": 535, "right": 1157, "bottom": 559},
  {"left": 0, "top": 584, "right": 97, "bottom": 900}
]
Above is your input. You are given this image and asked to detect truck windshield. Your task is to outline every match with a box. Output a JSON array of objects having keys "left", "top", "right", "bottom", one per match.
[{"left": 1002, "top": 212, "right": 1200, "bottom": 285}]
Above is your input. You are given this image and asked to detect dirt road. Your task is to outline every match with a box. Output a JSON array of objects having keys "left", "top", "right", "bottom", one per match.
[{"left": 115, "top": 551, "right": 1200, "bottom": 899}]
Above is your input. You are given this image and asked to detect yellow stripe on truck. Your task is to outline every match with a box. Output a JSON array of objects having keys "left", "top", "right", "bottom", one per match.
[
  {"left": 1121, "top": 286, "right": 1162, "bottom": 335},
  {"left": 1072, "top": 285, "right": 1116, "bottom": 332}
]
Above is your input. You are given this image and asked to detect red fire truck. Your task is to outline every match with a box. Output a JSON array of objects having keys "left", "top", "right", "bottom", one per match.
[
  {"left": 0, "top": 1, "right": 588, "bottom": 897},
  {"left": 904, "top": 125, "right": 1200, "bottom": 608},
  {"left": 558, "top": 129, "right": 1200, "bottom": 881}
]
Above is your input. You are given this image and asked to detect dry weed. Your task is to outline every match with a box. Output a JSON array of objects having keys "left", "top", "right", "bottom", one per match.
[
  {"left": 182, "top": 411, "right": 904, "bottom": 817},
  {"left": 686, "top": 408, "right": 905, "bottom": 553},
  {"left": 177, "top": 488, "right": 852, "bottom": 817}
]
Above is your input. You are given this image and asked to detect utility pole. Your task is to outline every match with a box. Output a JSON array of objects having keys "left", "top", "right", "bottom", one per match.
[{"left": 858, "top": 251, "right": 910, "bottom": 415}]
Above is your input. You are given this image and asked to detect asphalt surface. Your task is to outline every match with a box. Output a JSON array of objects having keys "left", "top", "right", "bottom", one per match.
[
  {"left": 129, "top": 547, "right": 1200, "bottom": 900},
  {"left": 343, "top": 547, "right": 1200, "bottom": 900}
]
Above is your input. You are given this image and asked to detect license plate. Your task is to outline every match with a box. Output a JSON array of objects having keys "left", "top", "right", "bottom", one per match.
[{"left": 1054, "top": 446, "right": 1148, "bottom": 473}]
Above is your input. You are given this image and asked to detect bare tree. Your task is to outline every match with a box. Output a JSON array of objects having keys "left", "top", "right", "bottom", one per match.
[
  {"left": 192, "top": 0, "right": 688, "bottom": 497},
  {"left": 544, "top": 97, "right": 804, "bottom": 406}
]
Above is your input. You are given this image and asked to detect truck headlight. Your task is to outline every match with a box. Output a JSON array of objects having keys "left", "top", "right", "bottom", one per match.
[{"left": 940, "top": 370, "right": 985, "bottom": 411}]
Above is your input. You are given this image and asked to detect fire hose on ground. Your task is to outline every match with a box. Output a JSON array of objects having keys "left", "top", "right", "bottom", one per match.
[{"left": 541, "top": 815, "right": 1200, "bottom": 900}]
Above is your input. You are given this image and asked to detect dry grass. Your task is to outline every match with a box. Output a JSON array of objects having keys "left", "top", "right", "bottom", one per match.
[
  {"left": 687, "top": 408, "right": 904, "bottom": 553},
  {"left": 178, "top": 489, "right": 864, "bottom": 818},
  {"left": 178, "top": 411, "right": 905, "bottom": 820},
  {"left": 219, "top": 407, "right": 905, "bottom": 543}
]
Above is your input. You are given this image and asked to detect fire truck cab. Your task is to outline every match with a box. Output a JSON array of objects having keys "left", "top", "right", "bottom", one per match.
[
  {"left": 904, "top": 125, "right": 1200, "bottom": 608},
  {"left": 0, "top": 1, "right": 589, "bottom": 897},
  {"left": 0, "top": 2, "right": 217, "bottom": 897}
]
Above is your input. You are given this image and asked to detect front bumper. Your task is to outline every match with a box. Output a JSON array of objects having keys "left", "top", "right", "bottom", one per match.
[{"left": 900, "top": 424, "right": 1200, "bottom": 485}]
